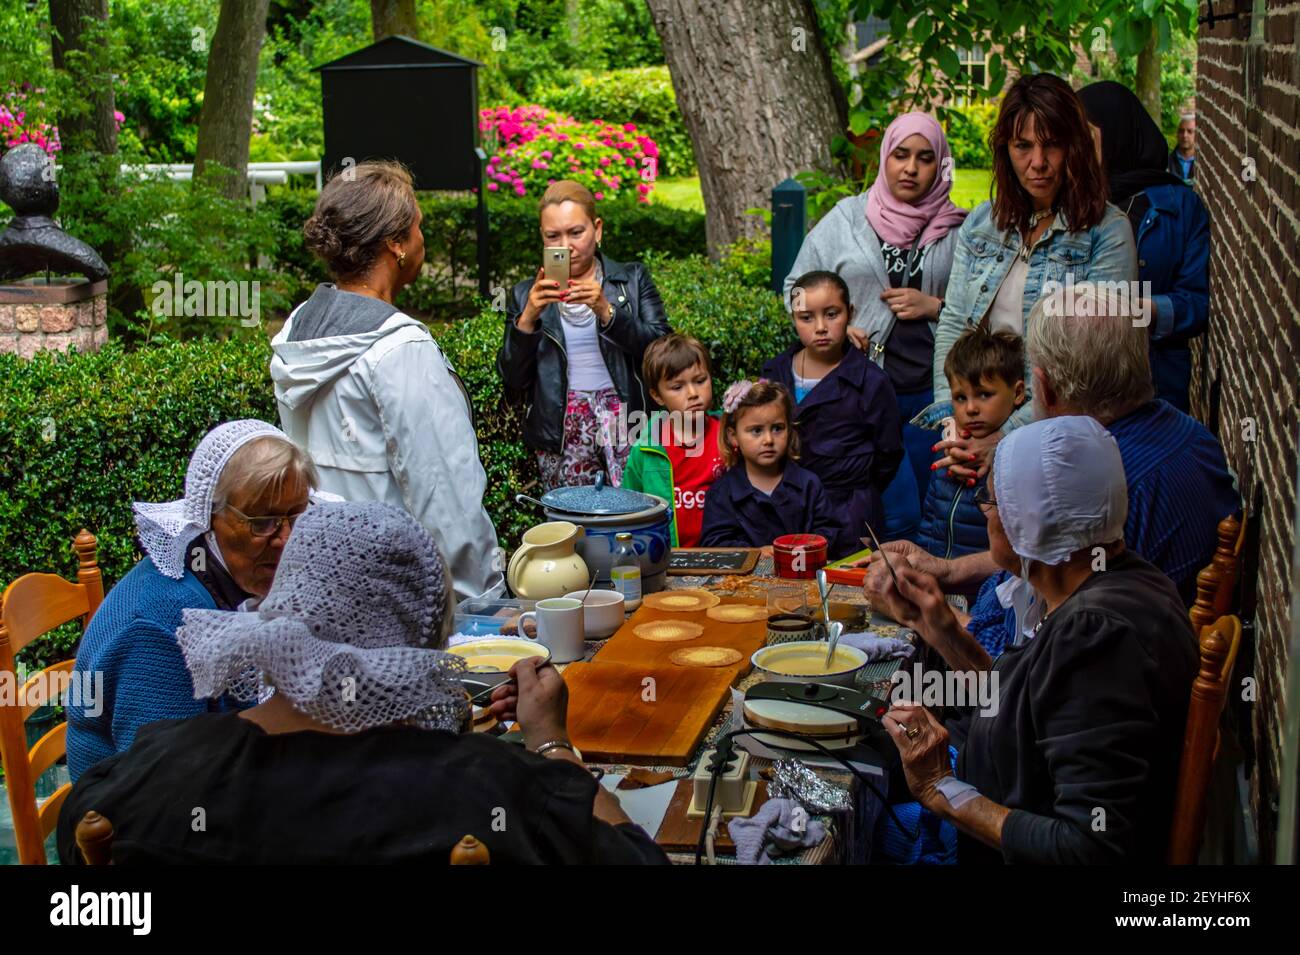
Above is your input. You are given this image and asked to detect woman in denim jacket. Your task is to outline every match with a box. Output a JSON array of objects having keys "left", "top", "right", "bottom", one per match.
[{"left": 923, "top": 74, "right": 1137, "bottom": 484}]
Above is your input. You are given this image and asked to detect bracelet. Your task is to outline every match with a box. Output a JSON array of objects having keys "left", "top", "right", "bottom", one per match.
[{"left": 534, "top": 738, "right": 578, "bottom": 758}]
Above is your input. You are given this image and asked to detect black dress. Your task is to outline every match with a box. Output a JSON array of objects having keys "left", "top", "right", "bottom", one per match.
[
  {"left": 955, "top": 549, "right": 1198, "bottom": 864},
  {"left": 57, "top": 712, "right": 668, "bottom": 865}
]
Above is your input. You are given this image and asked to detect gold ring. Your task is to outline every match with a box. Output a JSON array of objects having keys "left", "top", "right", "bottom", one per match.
[{"left": 905, "top": 724, "right": 921, "bottom": 741}]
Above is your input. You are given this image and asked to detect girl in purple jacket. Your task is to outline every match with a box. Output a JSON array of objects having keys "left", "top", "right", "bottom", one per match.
[{"left": 699, "top": 379, "right": 855, "bottom": 557}]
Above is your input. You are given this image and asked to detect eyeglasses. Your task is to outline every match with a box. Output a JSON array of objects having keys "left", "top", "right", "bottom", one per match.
[
  {"left": 974, "top": 485, "right": 998, "bottom": 509},
  {"left": 224, "top": 501, "right": 310, "bottom": 539}
]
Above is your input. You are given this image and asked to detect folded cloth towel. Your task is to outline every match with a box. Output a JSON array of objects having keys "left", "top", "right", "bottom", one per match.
[
  {"left": 839, "top": 630, "right": 914, "bottom": 662},
  {"left": 728, "top": 797, "right": 826, "bottom": 864}
]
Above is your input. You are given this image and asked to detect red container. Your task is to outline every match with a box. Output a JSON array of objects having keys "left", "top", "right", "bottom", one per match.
[{"left": 772, "top": 534, "right": 828, "bottom": 579}]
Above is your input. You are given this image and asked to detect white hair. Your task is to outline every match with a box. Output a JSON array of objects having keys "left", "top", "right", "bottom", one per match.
[
  {"left": 212, "top": 435, "right": 319, "bottom": 512},
  {"left": 1026, "top": 282, "right": 1154, "bottom": 423}
]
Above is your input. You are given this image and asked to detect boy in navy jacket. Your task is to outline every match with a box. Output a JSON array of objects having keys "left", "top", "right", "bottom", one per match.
[{"left": 916, "top": 326, "right": 1025, "bottom": 559}]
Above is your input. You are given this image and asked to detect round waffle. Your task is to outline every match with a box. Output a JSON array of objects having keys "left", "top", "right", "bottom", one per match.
[
  {"left": 705, "top": 603, "right": 769, "bottom": 624},
  {"left": 632, "top": 620, "right": 704, "bottom": 642},
  {"left": 642, "top": 589, "right": 720, "bottom": 612},
  {"left": 668, "top": 646, "right": 743, "bottom": 667}
]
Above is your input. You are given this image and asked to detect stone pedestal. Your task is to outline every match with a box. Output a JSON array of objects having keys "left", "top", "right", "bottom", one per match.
[{"left": 0, "top": 278, "right": 109, "bottom": 359}]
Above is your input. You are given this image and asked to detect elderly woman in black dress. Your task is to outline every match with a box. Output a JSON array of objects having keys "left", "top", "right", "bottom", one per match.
[{"left": 869, "top": 415, "right": 1197, "bottom": 864}]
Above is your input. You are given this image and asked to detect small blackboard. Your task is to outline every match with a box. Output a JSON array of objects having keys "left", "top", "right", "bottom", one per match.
[{"left": 668, "top": 547, "right": 760, "bottom": 575}]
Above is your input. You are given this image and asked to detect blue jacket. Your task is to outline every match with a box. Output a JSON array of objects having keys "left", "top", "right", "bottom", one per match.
[
  {"left": 917, "top": 468, "right": 989, "bottom": 560},
  {"left": 699, "top": 460, "right": 856, "bottom": 559},
  {"left": 966, "top": 400, "right": 1238, "bottom": 658},
  {"left": 67, "top": 556, "right": 246, "bottom": 781},
  {"left": 762, "top": 343, "right": 903, "bottom": 540},
  {"left": 1135, "top": 184, "right": 1210, "bottom": 413},
  {"left": 919, "top": 201, "right": 1138, "bottom": 432}
]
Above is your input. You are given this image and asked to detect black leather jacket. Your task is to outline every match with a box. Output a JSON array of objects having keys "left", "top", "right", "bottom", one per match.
[{"left": 497, "top": 253, "right": 671, "bottom": 453}]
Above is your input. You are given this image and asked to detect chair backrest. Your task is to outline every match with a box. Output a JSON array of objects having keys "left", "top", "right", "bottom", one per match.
[
  {"left": 0, "top": 530, "right": 104, "bottom": 865},
  {"left": 1188, "top": 513, "right": 1245, "bottom": 634},
  {"left": 1168, "top": 614, "right": 1244, "bottom": 864}
]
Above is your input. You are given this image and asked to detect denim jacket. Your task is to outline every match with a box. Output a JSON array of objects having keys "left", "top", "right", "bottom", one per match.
[{"left": 917, "top": 200, "right": 1137, "bottom": 432}]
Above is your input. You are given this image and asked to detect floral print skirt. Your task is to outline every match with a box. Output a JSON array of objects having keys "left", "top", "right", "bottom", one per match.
[{"left": 536, "top": 388, "right": 630, "bottom": 492}]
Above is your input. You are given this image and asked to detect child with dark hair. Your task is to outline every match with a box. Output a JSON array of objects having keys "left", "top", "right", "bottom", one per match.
[
  {"left": 762, "top": 270, "right": 904, "bottom": 546},
  {"left": 699, "top": 379, "right": 853, "bottom": 557},
  {"left": 916, "top": 325, "right": 1026, "bottom": 559},
  {"left": 621, "top": 333, "right": 725, "bottom": 546}
]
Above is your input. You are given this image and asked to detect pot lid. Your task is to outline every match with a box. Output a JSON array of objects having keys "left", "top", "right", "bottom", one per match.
[{"left": 540, "top": 474, "right": 659, "bottom": 515}]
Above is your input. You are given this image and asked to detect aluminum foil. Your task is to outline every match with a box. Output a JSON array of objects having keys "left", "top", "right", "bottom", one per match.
[{"left": 769, "top": 758, "right": 852, "bottom": 813}]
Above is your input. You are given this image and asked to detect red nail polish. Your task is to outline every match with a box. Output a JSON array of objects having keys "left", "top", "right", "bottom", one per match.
[
  {"left": 967, "top": 478, "right": 975, "bottom": 487},
  {"left": 962, "top": 431, "right": 971, "bottom": 439},
  {"left": 930, "top": 462, "right": 939, "bottom": 471},
  {"left": 930, "top": 444, "right": 939, "bottom": 452}
]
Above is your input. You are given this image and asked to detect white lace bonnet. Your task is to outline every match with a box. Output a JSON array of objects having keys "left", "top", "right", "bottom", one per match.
[
  {"left": 175, "top": 500, "right": 468, "bottom": 733},
  {"left": 133, "top": 419, "right": 291, "bottom": 579}
]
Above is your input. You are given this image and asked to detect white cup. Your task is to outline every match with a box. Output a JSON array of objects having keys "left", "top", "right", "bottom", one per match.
[
  {"left": 519, "top": 597, "right": 585, "bottom": 663},
  {"left": 564, "top": 588, "right": 626, "bottom": 639}
]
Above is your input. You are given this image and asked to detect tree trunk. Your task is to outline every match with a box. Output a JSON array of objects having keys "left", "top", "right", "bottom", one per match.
[
  {"left": 645, "top": 0, "right": 848, "bottom": 256},
  {"left": 370, "top": 0, "right": 420, "bottom": 41},
  {"left": 193, "top": 0, "right": 270, "bottom": 200},
  {"left": 49, "top": 0, "right": 117, "bottom": 156},
  {"left": 1135, "top": 25, "right": 1161, "bottom": 126}
]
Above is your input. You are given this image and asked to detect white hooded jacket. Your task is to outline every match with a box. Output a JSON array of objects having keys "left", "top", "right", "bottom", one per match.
[{"left": 271, "top": 285, "right": 503, "bottom": 603}]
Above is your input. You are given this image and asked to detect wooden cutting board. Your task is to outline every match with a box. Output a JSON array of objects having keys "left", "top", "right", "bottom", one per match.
[
  {"left": 561, "top": 661, "right": 736, "bottom": 766},
  {"left": 591, "top": 597, "right": 770, "bottom": 672}
]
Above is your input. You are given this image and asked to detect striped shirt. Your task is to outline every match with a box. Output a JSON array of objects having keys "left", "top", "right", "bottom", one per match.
[{"left": 969, "top": 400, "right": 1238, "bottom": 658}]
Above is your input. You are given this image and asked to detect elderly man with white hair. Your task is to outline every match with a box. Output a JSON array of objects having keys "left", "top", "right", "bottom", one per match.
[
  {"left": 68, "top": 420, "right": 322, "bottom": 780},
  {"left": 878, "top": 415, "right": 1199, "bottom": 864},
  {"left": 863, "top": 282, "right": 1237, "bottom": 658}
]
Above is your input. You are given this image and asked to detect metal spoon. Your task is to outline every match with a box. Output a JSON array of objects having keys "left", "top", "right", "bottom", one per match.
[{"left": 823, "top": 620, "right": 844, "bottom": 671}]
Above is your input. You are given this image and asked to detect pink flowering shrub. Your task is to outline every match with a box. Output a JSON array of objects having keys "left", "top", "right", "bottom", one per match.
[
  {"left": 479, "top": 105, "right": 660, "bottom": 204},
  {"left": 0, "top": 85, "right": 125, "bottom": 156}
]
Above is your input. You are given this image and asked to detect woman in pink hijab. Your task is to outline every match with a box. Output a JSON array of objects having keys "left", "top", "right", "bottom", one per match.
[{"left": 782, "top": 111, "right": 968, "bottom": 538}]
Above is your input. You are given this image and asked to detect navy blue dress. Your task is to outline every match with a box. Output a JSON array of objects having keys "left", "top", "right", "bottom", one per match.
[
  {"left": 762, "top": 345, "right": 904, "bottom": 545},
  {"left": 698, "top": 460, "right": 856, "bottom": 558}
]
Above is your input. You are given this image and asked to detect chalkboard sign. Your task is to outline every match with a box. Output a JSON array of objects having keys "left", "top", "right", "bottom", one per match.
[{"left": 668, "top": 548, "right": 760, "bottom": 575}]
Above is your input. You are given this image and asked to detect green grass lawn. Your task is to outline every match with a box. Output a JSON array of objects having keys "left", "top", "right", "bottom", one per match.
[
  {"left": 652, "top": 170, "right": 993, "bottom": 215},
  {"left": 651, "top": 176, "right": 705, "bottom": 213}
]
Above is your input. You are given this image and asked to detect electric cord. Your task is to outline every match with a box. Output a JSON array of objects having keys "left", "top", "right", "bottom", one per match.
[{"left": 694, "top": 727, "right": 920, "bottom": 865}]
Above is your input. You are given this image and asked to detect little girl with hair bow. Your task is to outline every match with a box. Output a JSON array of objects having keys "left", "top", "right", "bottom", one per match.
[{"left": 699, "top": 378, "right": 856, "bottom": 558}]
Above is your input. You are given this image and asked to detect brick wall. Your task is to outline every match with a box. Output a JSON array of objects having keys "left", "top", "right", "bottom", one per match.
[{"left": 1194, "top": 0, "right": 1300, "bottom": 860}]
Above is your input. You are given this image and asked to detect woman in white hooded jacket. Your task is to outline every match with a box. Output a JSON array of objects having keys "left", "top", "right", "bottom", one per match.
[{"left": 271, "top": 160, "right": 503, "bottom": 602}]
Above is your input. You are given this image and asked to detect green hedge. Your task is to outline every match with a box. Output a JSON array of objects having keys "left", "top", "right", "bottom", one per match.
[
  {"left": 0, "top": 255, "right": 791, "bottom": 665},
  {"left": 264, "top": 188, "right": 707, "bottom": 320},
  {"left": 530, "top": 66, "right": 696, "bottom": 179}
]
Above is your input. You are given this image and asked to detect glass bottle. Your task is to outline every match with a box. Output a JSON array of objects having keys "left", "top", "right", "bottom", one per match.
[{"left": 611, "top": 532, "right": 642, "bottom": 611}]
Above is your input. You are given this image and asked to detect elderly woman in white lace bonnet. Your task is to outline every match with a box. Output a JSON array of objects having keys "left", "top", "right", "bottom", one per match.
[
  {"left": 870, "top": 415, "right": 1198, "bottom": 864},
  {"left": 58, "top": 500, "right": 668, "bottom": 865},
  {"left": 67, "top": 420, "right": 321, "bottom": 781}
]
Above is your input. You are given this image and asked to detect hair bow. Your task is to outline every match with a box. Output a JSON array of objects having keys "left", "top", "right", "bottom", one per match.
[{"left": 722, "top": 378, "right": 767, "bottom": 414}]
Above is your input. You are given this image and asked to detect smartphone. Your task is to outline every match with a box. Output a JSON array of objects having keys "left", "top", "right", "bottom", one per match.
[{"left": 544, "top": 247, "right": 570, "bottom": 286}]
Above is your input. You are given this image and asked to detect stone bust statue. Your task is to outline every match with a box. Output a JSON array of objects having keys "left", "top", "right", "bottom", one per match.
[{"left": 0, "top": 143, "right": 109, "bottom": 283}]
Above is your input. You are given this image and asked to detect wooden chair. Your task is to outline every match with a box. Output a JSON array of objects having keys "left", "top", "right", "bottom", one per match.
[
  {"left": 0, "top": 530, "right": 104, "bottom": 865},
  {"left": 1164, "top": 514, "right": 1248, "bottom": 864},
  {"left": 1188, "top": 513, "right": 1245, "bottom": 634}
]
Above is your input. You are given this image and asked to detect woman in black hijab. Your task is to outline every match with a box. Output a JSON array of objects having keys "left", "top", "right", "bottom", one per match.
[{"left": 1079, "top": 81, "right": 1210, "bottom": 412}]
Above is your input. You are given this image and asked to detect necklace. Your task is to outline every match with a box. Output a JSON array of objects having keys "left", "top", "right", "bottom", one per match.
[{"left": 1019, "top": 209, "right": 1055, "bottom": 262}]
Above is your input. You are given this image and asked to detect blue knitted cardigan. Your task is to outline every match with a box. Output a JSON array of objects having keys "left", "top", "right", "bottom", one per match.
[{"left": 67, "top": 556, "right": 245, "bottom": 781}]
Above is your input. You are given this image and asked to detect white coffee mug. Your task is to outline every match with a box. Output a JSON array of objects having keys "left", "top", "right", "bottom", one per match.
[{"left": 519, "top": 597, "right": 585, "bottom": 663}]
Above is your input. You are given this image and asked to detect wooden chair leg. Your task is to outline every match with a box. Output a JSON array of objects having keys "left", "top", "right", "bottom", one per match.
[{"left": 75, "top": 811, "right": 114, "bottom": 865}]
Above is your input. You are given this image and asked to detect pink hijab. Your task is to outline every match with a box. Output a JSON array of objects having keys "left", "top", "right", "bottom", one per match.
[{"left": 865, "top": 112, "right": 968, "bottom": 248}]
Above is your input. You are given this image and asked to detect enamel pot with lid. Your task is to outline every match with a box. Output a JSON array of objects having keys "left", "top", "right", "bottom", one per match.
[{"left": 515, "top": 475, "right": 671, "bottom": 591}]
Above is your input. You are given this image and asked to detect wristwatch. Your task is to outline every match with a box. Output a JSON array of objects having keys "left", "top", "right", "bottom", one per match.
[{"left": 603, "top": 301, "right": 616, "bottom": 325}]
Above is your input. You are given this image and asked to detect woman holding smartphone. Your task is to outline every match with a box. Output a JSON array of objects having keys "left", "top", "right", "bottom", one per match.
[{"left": 497, "top": 180, "right": 671, "bottom": 491}]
